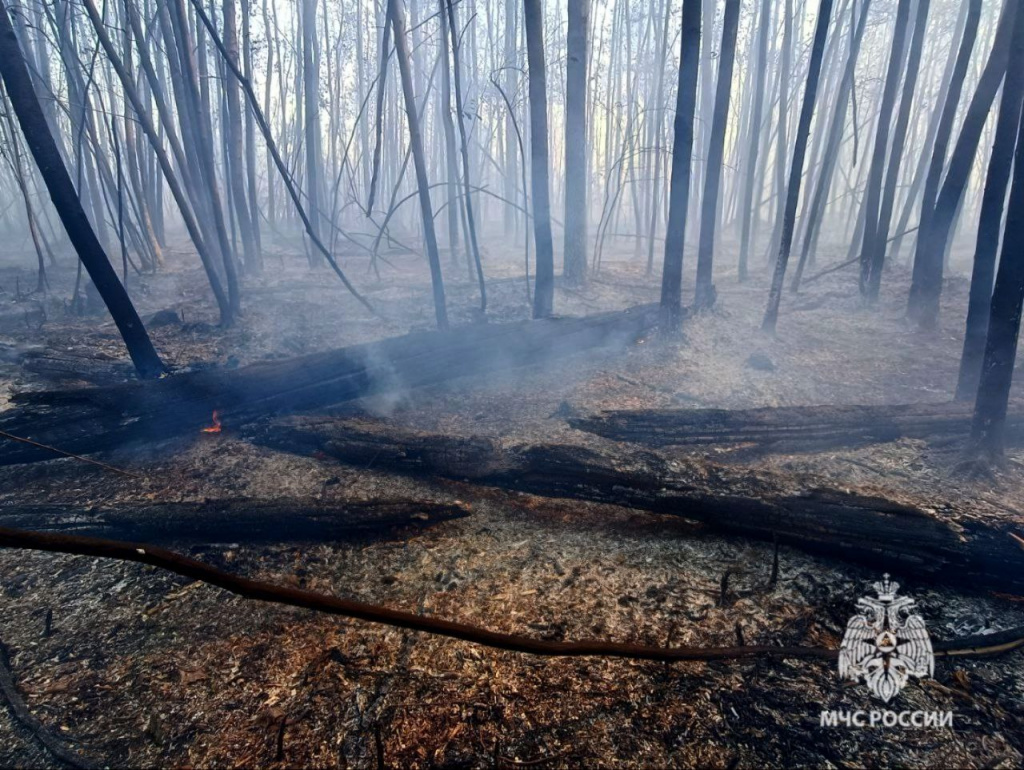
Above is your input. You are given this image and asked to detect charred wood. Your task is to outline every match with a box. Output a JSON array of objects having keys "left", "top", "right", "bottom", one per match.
[{"left": 255, "top": 417, "right": 1024, "bottom": 594}]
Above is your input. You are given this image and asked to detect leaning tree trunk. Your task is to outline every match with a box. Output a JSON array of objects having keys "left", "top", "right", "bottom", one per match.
[
  {"left": 857, "top": 0, "right": 913, "bottom": 298},
  {"left": 0, "top": 0, "right": 164, "bottom": 379},
  {"left": 390, "top": 0, "right": 448, "bottom": 329},
  {"left": 957, "top": 2, "right": 1024, "bottom": 401},
  {"left": 791, "top": 0, "right": 873, "bottom": 292},
  {"left": 563, "top": 0, "right": 589, "bottom": 287},
  {"left": 659, "top": 0, "right": 701, "bottom": 329},
  {"left": 524, "top": 0, "right": 555, "bottom": 319},
  {"left": 971, "top": 39, "right": 1024, "bottom": 458},
  {"left": 761, "top": 0, "right": 836, "bottom": 334},
  {"left": 693, "top": 0, "right": 739, "bottom": 310},
  {"left": 908, "top": 0, "right": 1016, "bottom": 329}
]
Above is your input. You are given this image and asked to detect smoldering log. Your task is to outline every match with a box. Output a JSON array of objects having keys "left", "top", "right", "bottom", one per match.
[
  {"left": 0, "top": 498, "right": 468, "bottom": 543},
  {"left": 0, "top": 306, "right": 657, "bottom": 466},
  {"left": 569, "top": 401, "right": 1024, "bottom": 452},
  {"left": 255, "top": 417, "right": 1024, "bottom": 593}
]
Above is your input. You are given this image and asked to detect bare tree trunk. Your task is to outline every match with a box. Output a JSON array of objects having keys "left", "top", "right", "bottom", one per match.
[
  {"left": 445, "top": 0, "right": 486, "bottom": 311},
  {"left": 761, "top": 0, "right": 836, "bottom": 334},
  {"left": 694, "top": 0, "right": 739, "bottom": 310},
  {"left": 302, "top": 0, "right": 322, "bottom": 267},
  {"left": 855, "top": 0, "right": 911, "bottom": 297},
  {"left": 908, "top": 0, "right": 1013, "bottom": 328},
  {"left": 864, "top": 0, "right": 930, "bottom": 301},
  {"left": 241, "top": 0, "right": 262, "bottom": 266},
  {"left": 659, "top": 0, "right": 701, "bottom": 329},
  {"left": 970, "top": 75, "right": 1024, "bottom": 457},
  {"left": 791, "top": 0, "right": 872, "bottom": 292},
  {"left": 563, "top": 0, "right": 589, "bottom": 287},
  {"left": 736, "top": 0, "right": 771, "bottom": 282},
  {"left": 224, "top": 0, "right": 258, "bottom": 273},
  {"left": 957, "top": 1, "right": 1024, "bottom": 401},
  {"left": 390, "top": 0, "right": 448, "bottom": 329},
  {"left": 524, "top": 0, "right": 555, "bottom": 319},
  {"left": 0, "top": 0, "right": 163, "bottom": 378}
]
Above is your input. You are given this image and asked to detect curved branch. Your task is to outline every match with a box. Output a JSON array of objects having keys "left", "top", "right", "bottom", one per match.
[{"left": 0, "top": 527, "right": 1021, "bottom": 664}]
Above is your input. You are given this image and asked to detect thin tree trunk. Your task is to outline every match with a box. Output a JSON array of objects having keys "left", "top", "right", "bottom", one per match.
[
  {"left": 659, "top": 0, "right": 701, "bottom": 329},
  {"left": 563, "top": 0, "right": 589, "bottom": 286},
  {"left": 737, "top": 0, "right": 770, "bottom": 282},
  {"left": 761, "top": 0, "right": 836, "bottom": 334},
  {"left": 694, "top": 0, "right": 739, "bottom": 310},
  {"left": 524, "top": 0, "right": 555, "bottom": 319},
  {"left": 957, "top": 1, "right": 1024, "bottom": 401},
  {"left": 856, "top": 0, "right": 912, "bottom": 296},
  {"left": 908, "top": 0, "right": 1012, "bottom": 328},
  {"left": 390, "top": 0, "right": 448, "bottom": 329},
  {"left": 970, "top": 81, "right": 1024, "bottom": 457}
]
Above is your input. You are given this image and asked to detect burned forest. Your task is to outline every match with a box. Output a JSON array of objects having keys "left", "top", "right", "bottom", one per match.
[{"left": 1, "top": 0, "right": 1024, "bottom": 766}]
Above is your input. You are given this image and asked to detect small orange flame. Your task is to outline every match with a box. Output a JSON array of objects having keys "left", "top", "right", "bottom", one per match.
[{"left": 201, "top": 410, "right": 222, "bottom": 433}]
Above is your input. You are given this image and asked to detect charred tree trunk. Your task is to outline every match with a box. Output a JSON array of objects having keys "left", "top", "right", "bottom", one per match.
[
  {"left": 524, "top": 0, "right": 555, "bottom": 319},
  {"left": 563, "top": 0, "right": 589, "bottom": 287},
  {"left": 908, "top": 0, "right": 1015, "bottom": 329},
  {"left": 0, "top": 0, "right": 164, "bottom": 379},
  {"left": 659, "top": 0, "right": 701, "bottom": 329},
  {"left": 971, "top": 63, "right": 1024, "bottom": 457},
  {"left": 761, "top": 0, "right": 835, "bottom": 334},
  {"left": 957, "top": 3, "right": 1024, "bottom": 401},
  {"left": 736, "top": 0, "right": 771, "bottom": 283},
  {"left": 694, "top": 0, "right": 739, "bottom": 310}
]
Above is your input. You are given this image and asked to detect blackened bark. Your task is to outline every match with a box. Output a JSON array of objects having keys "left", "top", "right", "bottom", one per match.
[
  {"left": 957, "top": 3, "right": 1024, "bottom": 400},
  {"left": 694, "top": 0, "right": 739, "bottom": 310},
  {"left": 524, "top": 0, "right": 555, "bottom": 319},
  {"left": 659, "top": 0, "right": 701, "bottom": 329},
  {"left": 971, "top": 59, "right": 1024, "bottom": 456},
  {"left": 761, "top": 0, "right": 836, "bottom": 334},
  {"left": 908, "top": 0, "right": 1014, "bottom": 328},
  {"left": 0, "top": 0, "right": 164, "bottom": 379}
]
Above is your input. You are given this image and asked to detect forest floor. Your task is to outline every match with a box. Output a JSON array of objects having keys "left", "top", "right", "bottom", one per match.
[{"left": 0, "top": 236, "right": 1022, "bottom": 768}]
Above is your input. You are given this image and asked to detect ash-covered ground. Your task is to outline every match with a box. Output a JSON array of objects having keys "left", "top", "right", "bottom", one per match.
[{"left": 0, "top": 239, "right": 1022, "bottom": 768}]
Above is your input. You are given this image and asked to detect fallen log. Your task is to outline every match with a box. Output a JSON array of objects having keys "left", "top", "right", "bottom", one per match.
[
  {"left": 0, "top": 498, "right": 468, "bottom": 543},
  {"left": 255, "top": 417, "right": 1024, "bottom": 594},
  {"left": 0, "top": 305, "right": 657, "bottom": 466},
  {"left": 569, "top": 401, "right": 1024, "bottom": 453}
]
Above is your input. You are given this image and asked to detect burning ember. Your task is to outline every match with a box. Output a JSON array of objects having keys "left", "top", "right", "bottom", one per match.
[{"left": 201, "top": 411, "right": 222, "bottom": 434}]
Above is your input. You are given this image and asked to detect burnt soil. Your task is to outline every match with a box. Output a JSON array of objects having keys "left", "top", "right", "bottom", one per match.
[{"left": 0, "top": 240, "right": 1022, "bottom": 769}]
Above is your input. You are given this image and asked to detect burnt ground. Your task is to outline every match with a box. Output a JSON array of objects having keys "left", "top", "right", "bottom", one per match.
[{"left": 0, "top": 236, "right": 1022, "bottom": 768}]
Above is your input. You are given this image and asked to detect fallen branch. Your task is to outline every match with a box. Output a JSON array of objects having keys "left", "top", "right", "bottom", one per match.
[
  {"left": 256, "top": 417, "right": 1024, "bottom": 593},
  {"left": 0, "top": 637, "right": 97, "bottom": 769},
  {"left": 0, "top": 527, "right": 1020, "bottom": 663}
]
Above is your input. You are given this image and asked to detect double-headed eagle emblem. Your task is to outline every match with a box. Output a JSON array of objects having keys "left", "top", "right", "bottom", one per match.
[{"left": 839, "top": 574, "right": 934, "bottom": 702}]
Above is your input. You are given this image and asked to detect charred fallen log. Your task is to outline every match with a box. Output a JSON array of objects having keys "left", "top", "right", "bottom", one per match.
[
  {"left": 256, "top": 417, "right": 1024, "bottom": 593},
  {"left": 569, "top": 401, "right": 1024, "bottom": 453},
  {"left": 0, "top": 306, "right": 657, "bottom": 466},
  {"left": 0, "top": 498, "right": 467, "bottom": 543}
]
